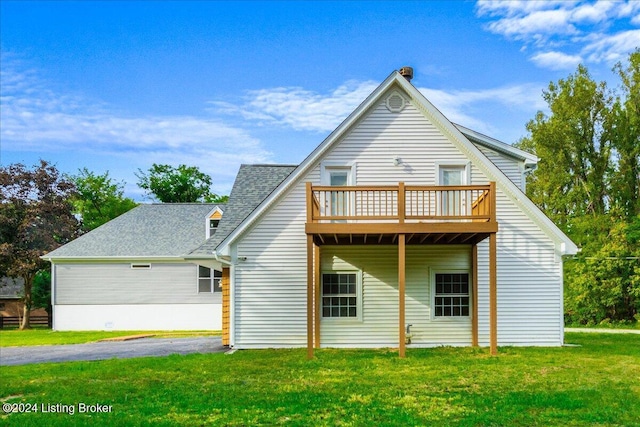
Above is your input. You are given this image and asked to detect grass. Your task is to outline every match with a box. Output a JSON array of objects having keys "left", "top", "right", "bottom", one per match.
[
  {"left": 0, "top": 330, "right": 220, "bottom": 347},
  {"left": 1, "top": 332, "right": 638, "bottom": 426}
]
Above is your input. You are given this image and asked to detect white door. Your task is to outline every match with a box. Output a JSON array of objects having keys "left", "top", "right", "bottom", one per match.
[
  {"left": 322, "top": 166, "right": 353, "bottom": 219},
  {"left": 439, "top": 166, "right": 466, "bottom": 216}
]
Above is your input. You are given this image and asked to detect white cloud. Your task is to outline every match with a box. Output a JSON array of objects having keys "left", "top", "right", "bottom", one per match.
[
  {"left": 484, "top": 9, "right": 577, "bottom": 42},
  {"left": 583, "top": 29, "right": 640, "bottom": 63},
  {"left": 0, "top": 53, "right": 271, "bottom": 196},
  {"left": 530, "top": 51, "right": 584, "bottom": 70},
  {"left": 211, "top": 78, "right": 544, "bottom": 138},
  {"left": 210, "top": 81, "right": 379, "bottom": 132},
  {"left": 476, "top": 1, "right": 571, "bottom": 17},
  {"left": 419, "top": 84, "right": 546, "bottom": 134},
  {"left": 475, "top": 0, "right": 640, "bottom": 69}
]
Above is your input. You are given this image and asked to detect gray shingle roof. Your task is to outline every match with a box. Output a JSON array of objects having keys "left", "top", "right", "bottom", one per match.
[
  {"left": 0, "top": 277, "right": 25, "bottom": 299},
  {"left": 189, "top": 164, "right": 296, "bottom": 256},
  {"left": 45, "top": 203, "right": 223, "bottom": 259}
]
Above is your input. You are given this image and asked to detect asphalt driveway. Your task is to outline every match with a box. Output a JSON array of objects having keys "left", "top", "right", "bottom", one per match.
[{"left": 0, "top": 336, "right": 225, "bottom": 366}]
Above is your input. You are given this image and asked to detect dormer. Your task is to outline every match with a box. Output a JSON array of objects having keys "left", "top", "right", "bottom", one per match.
[{"left": 205, "top": 207, "right": 223, "bottom": 239}]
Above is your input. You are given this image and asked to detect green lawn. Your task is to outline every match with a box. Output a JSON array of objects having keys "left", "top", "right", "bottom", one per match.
[
  {"left": 1, "top": 333, "right": 638, "bottom": 426},
  {"left": 0, "top": 330, "right": 220, "bottom": 347}
]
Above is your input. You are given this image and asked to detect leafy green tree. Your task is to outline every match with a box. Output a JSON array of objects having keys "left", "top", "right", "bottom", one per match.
[
  {"left": 565, "top": 216, "right": 640, "bottom": 324},
  {"left": 517, "top": 65, "right": 612, "bottom": 237},
  {"left": 609, "top": 49, "right": 640, "bottom": 219},
  {"left": 71, "top": 168, "right": 137, "bottom": 232},
  {"left": 32, "top": 269, "right": 52, "bottom": 324},
  {"left": 0, "top": 161, "right": 79, "bottom": 329},
  {"left": 519, "top": 52, "right": 640, "bottom": 325},
  {"left": 136, "top": 164, "right": 224, "bottom": 203}
]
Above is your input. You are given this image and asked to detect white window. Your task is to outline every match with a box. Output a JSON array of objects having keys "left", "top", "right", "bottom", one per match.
[
  {"left": 321, "top": 272, "right": 361, "bottom": 319},
  {"left": 205, "top": 207, "right": 223, "bottom": 239},
  {"left": 432, "top": 272, "right": 470, "bottom": 318},
  {"left": 198, "top": 266, "right": 222, "bottom": 293}
]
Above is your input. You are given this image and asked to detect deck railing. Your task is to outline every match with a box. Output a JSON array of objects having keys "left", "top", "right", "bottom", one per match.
[{"left": 307, "top": 182, "right": 495, "bottom": 223}]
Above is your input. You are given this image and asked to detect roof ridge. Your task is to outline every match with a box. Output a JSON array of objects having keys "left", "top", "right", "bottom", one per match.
[{"left": 241, "top": 163, "right": 299, "bottom": 167}]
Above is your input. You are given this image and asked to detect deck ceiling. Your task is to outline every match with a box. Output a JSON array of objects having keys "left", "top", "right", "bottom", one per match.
[{"left": 311, "top": 231, "right": 492, "bottom": 246}]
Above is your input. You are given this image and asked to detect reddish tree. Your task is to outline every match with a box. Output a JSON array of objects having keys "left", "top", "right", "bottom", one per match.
[{"left": 0, "top": 160, "right": 79, "bottom": 329}]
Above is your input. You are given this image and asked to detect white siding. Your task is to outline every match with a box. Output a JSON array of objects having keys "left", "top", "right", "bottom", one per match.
[
  {"left": 55, "top": 262, "right": 220, "bottom": 305},
  {"left": 320, "top": 245, "right": 471, "bottom": 348},
  {"left": 476, "top": 192, "right": 563, "bottom": 346},
  {"left": 232, "top": 92, "right": 563, "bottom": 348},
  {"left": 54, "top": 304, "right": 221, "bottom": 330},
  {"left": 475, "top": 145, "right": 523, "bottom": 190},
  {"left": 234, "top": 175, "right": 314, "bottom": 348}
]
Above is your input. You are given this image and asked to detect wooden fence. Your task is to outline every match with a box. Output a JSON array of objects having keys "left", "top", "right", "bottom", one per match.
[{"left": 0, "top": 315, "right": 51, "bottom": 329}]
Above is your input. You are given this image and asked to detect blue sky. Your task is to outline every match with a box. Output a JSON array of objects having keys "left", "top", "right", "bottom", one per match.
[{"left": 2, "top": 1, "right": 639, "bottom": 200}]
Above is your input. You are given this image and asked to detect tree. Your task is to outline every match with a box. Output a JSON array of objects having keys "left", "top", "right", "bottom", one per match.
[
  {"left": 32, "top": 269, "right": 52, "bottom": 325},
  {"left": 517, "top": 64, "right": 612, "bottom": 237},
  {"left": 519, "top": 52, "right": 640, "bottom": 325},
  {"left": 0, "top": 161, "right": 79, "bottom": 329},
  {"left": 136, "top": 164, "right": 223, "bottom": 203},
  {"left": 71, "top": 168, "right": 137, "bottom": 232},
  {"left": 609, "top": 49, "right": 640, "bottom": 219}
]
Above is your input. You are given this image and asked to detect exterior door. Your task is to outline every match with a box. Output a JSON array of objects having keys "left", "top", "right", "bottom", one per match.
[
  {"left": 322, "top": 166, "right": 353, "bottom": 219},
  {"left": 439, "top": 166, "right": 466, "bottom": 216}
]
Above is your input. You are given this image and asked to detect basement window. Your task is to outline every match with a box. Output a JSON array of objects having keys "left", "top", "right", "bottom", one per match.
[{"left": 433, "top": 272, "right": 470, "bottom": 317}]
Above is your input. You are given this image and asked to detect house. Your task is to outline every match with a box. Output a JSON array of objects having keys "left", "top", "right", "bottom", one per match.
[
  {"left": 191, "top": 67, "right": 578, "bottom": 357},
  {"left": 0, "top": 277, "right": 48, "bottom": 320},
  {"left": 42, "top": 203, "right": 225, "bottom": 330},
  {"left": 45, "top": 67, "right": 578, "bottom": 356}
]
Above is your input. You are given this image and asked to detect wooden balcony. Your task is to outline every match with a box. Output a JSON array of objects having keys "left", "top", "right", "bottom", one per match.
[{"left": 305, "top": 182, "right": 498, "bottom": 245}]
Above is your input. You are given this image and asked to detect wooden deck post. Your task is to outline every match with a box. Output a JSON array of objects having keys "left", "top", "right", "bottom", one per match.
[
  {"left": 314, "top": 244, "right": 321, "bottom": 349},
  {"left": 489, "top": 232, "right": 497, "bottom": 355},
  {"left": 398, "top": 233, "right": 406, "bottom": 358},
  {"left": 222, "top": 267, "right": 230, "bottom": 346},
  {"left": 307, "top": 234, "right": 314, "bottom": 359},
  {"left": 398, "top": 182, "right": 405, "bottom": 224},
  {"left": 471, "top": 244, "right": 478, "bottom": 347}
]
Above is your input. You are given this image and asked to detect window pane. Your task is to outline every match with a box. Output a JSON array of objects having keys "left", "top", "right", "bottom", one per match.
[
  {"left": 322, "top": 272, "right": 358, "bottom": 317},
  {"left": 434, "top": 273, "right": 470, "bottom": 317},
  {"left": 198, "top": 279, "right": 211, "bottom": 293},
  {"left": 199, "top": 266, "right": 211, "bottom": 278},
  {"left": 330, "top": 172, "right": 348, "bottom": 186},
  {"left": 213, "top": 278, "right": 222, "bottom": 293}
]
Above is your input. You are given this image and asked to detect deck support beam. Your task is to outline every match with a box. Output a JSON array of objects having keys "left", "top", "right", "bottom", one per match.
[
  {"left": 489, "top": 232, "right": 497, "bottom": 356},
  {"left": 398, "top": 234, "right": 406, "bottom": 358},
  {"left": 306, "top": 234, "right": 314, "bottom": 359},
  {"left": 471, "top": 244, "right": 478, "bottom": 347},
  {"left": 314, "top": 244, "right": 321, "bottom": 349}
]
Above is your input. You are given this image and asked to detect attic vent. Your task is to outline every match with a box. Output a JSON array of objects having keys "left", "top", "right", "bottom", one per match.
[{"left": 386, "top": 92, "right": 406, "bottom": 113}]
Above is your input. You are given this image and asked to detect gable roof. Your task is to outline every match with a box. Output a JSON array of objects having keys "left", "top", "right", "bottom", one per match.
[
  {"left": 213, "top": 70, "right": 577, "bottom": 256},
  {"left": 187, "top": 164, "right": 296, "bottom": 257},
  {"left": 43, "top": 203, "right": 223, "bottom": 259}
]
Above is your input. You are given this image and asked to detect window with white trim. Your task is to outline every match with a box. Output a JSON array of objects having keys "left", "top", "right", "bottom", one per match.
[
  {"left": 433, "top": 272, "right": 470, "bottom": 317},
  {"left": 209, "top": 219, "right": 220, "bottom": 235},
  {"left": 198, "top": 266, "right": 222, "bottom": 293},
  {"left": 322, "top": 272, "right": 359, "bottom": 318}
]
